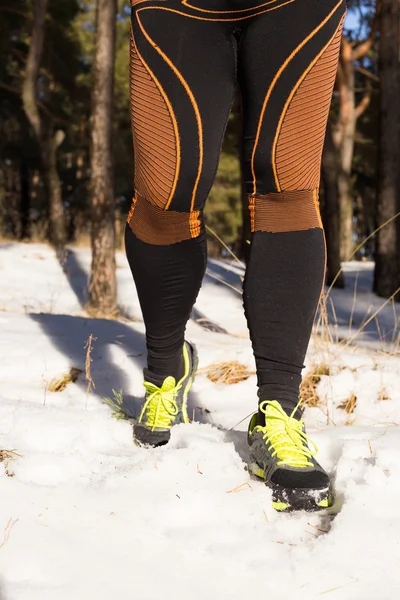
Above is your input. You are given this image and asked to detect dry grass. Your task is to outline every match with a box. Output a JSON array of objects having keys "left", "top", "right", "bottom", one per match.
[
  {"left": 311, "top": 213, "right": 400, "bottom": 361},
  {"left": 314, "top": 290, "right": 336, "bottom": 347},
  {"left": 0, "top": 449, "right": 20, "bottom": 463},
  {"left": 0, "top": 518, "right": 19, "bottom": 549},
  {"left": 341, "top": 287, "right": 400, "bottom": 349},
  {"left": 378, "top": 387, "right": 391, "bottom": 401},
  {"left": 205, "top": 225, "right": 245, "bottom": 269},
  {"left": 86, "top": 304, "right": 120, "bottom": 320},
  {"left": 227, "top": 482, "right": 252, "bottom": 494},
  {"left": 84, "top": 334, "right": 96, "bottom": 406},
  {"left": 300, "top": 364, "right": 331, "bottom": 407},
  {"left": 338, "top": 393, "right": 357, "bottom": 414},
  {"left": 48, "top": 367, "right": 82, "bottom": 392},
  {"left": 324, "top": 212, "right": 400, "bottom": 354},
  {"left": 0, "top": 449, "right": 21, "bottom": 478},
  {"left": 205, "top": 270, "right": 242, "bottom": 295},
  {"left": 199, "top": 361, "right": 255, "bottom": 385}
]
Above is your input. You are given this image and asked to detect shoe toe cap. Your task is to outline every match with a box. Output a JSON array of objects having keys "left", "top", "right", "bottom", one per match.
[
  {"left": 270, "top": 466, "right": 330, "bottom": 490},
  {"left": 134, "top": 425, "right": 171, "bottom": 448}
]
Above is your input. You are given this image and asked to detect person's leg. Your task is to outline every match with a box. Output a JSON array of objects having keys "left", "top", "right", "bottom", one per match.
[
  {"left": 237, "top": 0, "right": 345, "bottom": 510},
  {"left": 238, "top": 0, "right": 346, "bottom": 419},
  {"left": 126, "top": 2, "right": 238, "bottom": 442}
]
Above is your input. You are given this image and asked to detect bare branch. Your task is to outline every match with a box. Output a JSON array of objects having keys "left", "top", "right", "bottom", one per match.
[
  {"left": 355, "top": 65, "right": 380, "bottom": 83},
  {"left": 352, "top": 37, "right": 374, "bottom": 60},
  {"left": 352, "top": 8, "right": 379, "bottom": 61},
  {"left": 0, "top": 81, "right": 69, "bottom": 125},
  {"left": 355, "top": 86, "right": 372, "bottom": 119}
]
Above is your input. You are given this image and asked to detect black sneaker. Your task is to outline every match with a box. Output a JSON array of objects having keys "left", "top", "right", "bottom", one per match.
[
  {"left": 248, "top": 400, "right": 333, "bottom": 512},
  {"left": 133, "top": 342, "right": 198, "bottom": 447}
]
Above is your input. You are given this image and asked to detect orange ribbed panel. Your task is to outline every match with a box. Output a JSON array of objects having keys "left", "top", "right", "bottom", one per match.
[
  {"left": 249, "top": 190, "right": 321, "bottom": 232},
  {"left": 130, "top": 34, "right": 177, "bottom": 208},
  {"left": 127, "top": 194, "right": 201, "bottom": 244},
  {"left": 276, "top": 15, "right": 344, "bottom": 190}
]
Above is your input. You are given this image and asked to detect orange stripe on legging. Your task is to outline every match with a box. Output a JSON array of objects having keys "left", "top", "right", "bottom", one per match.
[
  {"left": 271, "top": 14, "right": 345, "bottom": 191},
  {"left": 250, "top": 0, "right": 345, "bottom": 196},
  {"left": 131, "top": 0, "right": 170, "bottom": 4},
  {"left": 136, "top": 11, "right": 203, "bottom": 211},
  {"left": 181, "top": 0, "right": 278, "bottom": 14},
  {"left": 130, "top": 22, "right": 181, "bottom": 208},
  {"left": 137, "top": 2, "right": 296, "bottom": 24}
]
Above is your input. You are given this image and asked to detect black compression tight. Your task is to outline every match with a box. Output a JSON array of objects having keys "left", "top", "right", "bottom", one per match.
[{"left": 125, "top": 0, "right": 346, "bottom": 414}]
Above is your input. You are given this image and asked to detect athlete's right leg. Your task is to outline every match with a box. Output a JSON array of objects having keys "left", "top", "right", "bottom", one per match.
[{"left": 125, "top": 2, "right": 237, "bottom": 444}]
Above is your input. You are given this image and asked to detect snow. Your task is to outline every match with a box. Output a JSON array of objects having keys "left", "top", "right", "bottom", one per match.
[{"left": 0, "top": 241, "right": 400, "bottom": 600}]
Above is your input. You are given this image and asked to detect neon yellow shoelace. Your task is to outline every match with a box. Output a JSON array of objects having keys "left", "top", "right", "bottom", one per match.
[
  {"left": 139, "top": 376, "right": 181, "bottom": 431},
  {"left": 255, "top": 400, "right": 318, "bottom": 468}
]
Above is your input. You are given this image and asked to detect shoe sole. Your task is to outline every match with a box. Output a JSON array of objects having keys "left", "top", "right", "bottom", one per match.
[{"left": 248, "top": 462, "right": 334, "bottom": 512}]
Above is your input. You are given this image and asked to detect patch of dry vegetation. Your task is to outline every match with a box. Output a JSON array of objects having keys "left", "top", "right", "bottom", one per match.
[
  {"left": 0, "top": 449, "right": 21, "bottom": 478},
  {"left": 378, "top": 387, "right": 391, "bottom": 401},
  {"left": 300, "top": 364, "right": 331, "bottom": 407},
  {"left": 338, "top": 393, "right": 357, "bottom": 414},
  {"left": 48, "top": 367, "right": 82, "bottom": 392},
  {"left": 199, "top": 361, "right": 255, "bottom": 385}
]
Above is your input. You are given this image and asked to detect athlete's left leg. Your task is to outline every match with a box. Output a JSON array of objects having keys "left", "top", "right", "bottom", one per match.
[
  {"left": 239, "top": 0, "right": 346, "bottom": 418},
  {"left": 238, "top": 0, "right": 346, "bottom": 511}
]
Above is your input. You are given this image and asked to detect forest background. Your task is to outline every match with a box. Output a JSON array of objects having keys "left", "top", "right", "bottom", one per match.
[{"left": 0, "top": 0, "right": 399, "bottom": 315}]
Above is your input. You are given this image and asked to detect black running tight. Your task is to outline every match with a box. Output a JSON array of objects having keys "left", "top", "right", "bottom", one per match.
[{"left": 125, "top": 0, "right": 346, "bottom": 413}]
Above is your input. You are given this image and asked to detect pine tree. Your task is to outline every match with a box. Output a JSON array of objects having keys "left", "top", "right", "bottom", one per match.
[
  {"left": 374, "top": 0, "right": 400, "bottom": 299},
  {"left": 89, "top": 0, "right": 118, "bottom": 316}
]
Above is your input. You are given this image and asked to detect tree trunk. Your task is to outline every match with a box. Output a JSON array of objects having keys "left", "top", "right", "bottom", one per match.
[
  {"left": 89, "top": 0, "right": 117, "bottom": 316},
  {"left": 338, "top": 171, "right": 354, "bottom": 260},
  {"left": 19, "top": 159, "right": 30, "bottom": 240},
  {"left": 334, "top": 28, "right": 375, "bottom": 263},
  {"left": 321, "top": 122, "right": 345, "bottom": 287},
  {"left": 21, "top": 0, "right": 66, "bottom": 250},
  {"left": 21, "top": 0, "right": 46, "bottom": 142},
  {"left": 374, "top": 0, "right": 400, "bottom": 300},
  {"left": 336, "top": 40, "right": 357, "bottom": 261},
  {"left": 43, "top": 128, "right": 66, "bottom": 248}
]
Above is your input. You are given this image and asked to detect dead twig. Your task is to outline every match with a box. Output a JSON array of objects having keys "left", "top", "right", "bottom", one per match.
[
  {"left": 206, "top": 225, "right": 246, "bottom": 269},
  {"left": 0, "top": 518, "right": 18, "bottom": 549},
  {"left": 84, "top": 334, "right": 96, "bottom": 408},
  {"left": 307, "top": 522, "right": 329, "bottom": 534},
  {"left": 227, "top": 482, "right": 252, "bottom": 494}
]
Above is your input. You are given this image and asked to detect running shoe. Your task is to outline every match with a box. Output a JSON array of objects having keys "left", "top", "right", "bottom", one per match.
[
  {"left": 134, "top": 341, "right": 198, "bottom": 447},
  {"left": 248, "top": 400, "right": 333, "bottom": 512}
]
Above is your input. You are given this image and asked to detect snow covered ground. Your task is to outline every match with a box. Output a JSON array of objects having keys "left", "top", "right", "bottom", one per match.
[{"left": 0, "top": 241, "right": 400, "bottom": 600}]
